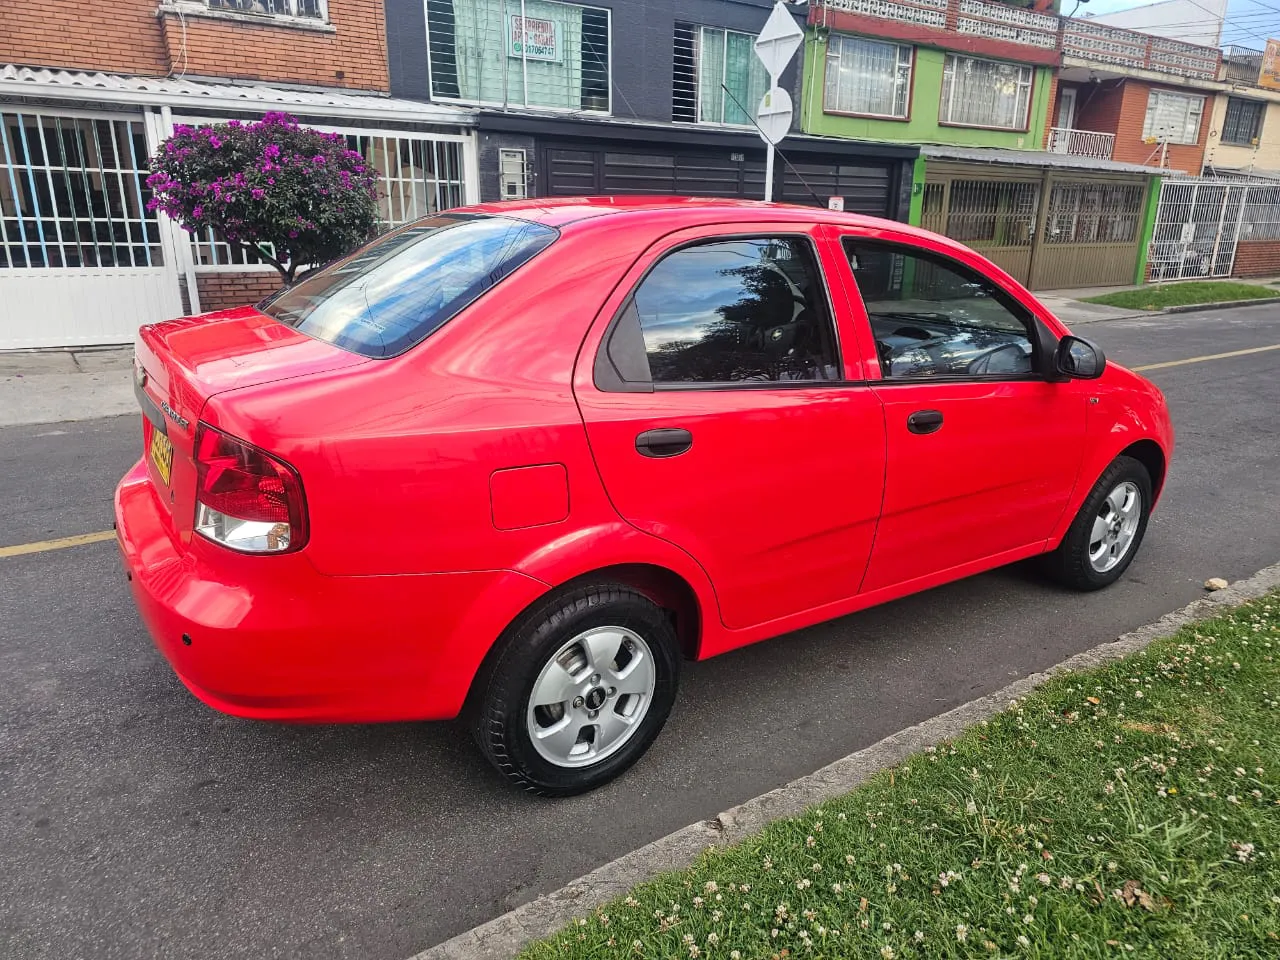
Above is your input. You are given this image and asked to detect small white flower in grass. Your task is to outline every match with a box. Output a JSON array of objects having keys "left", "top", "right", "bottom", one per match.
[
  {"left": 883, "top": 921, "right": 893, "bottom": 931},
  {"left": 730, "top": 952, "right": 741, "bottom": 960},
  {"left": 796, "top": 878, "right": 812, "bottom": 890},
  {"left": 683, "top": 934, "right": 695, "bottom": 945},
  {"left": 1017, "top": 935, "right": 1031, "bottom": 948},
  {"left": 1228, "top": 795, "right": 1241, "bottom": 805},
  {"left": 706, "top": 933, "right": 719, "bottom": 946},
  {"left": 633, "top": 940, "right": 642, "bottom": 948},
  {"left": 1024, "top": 914, "right": 1035, "bottom": 925},
  {"left": 703, "top": 881, "right": 718, "bottom": 893},
  {"left": 846, "top": 854, "right": 856, "bottom": 865},
  {"left": 687, "top": 947, "right": 699, "bottom": 958},
  {"left": 712, "top": 910, "right": 721, "bottom": 922},
  {"left": 806, "top": 835, "right": 816, "bottom": 848},
  {"left": 832, "top": 883, "right": 843, "bottom": 894},
  {"left": 837, "top": 812, "right": 847, "bottom": 821},
  {"left": 577, "top": 918, "right": 587, "bottom": 926},
  {"left": 692, "top": 896, "right": 703, "bottom": 908},
  {"left": 1028, "top": 896, "right": 1038, "bottom": 907},
  {"left": 1233, "top": 842, "right": 1256, "bottom": 863},
  {"left": 966, "top": 799, "right": 978, "bottom": 815},
  {"left": 880, "top": 947, "right": 895, "bottom": 960},
  {"left": 956, "top": 924, "right": 969, "bottom": 942},
  {"left": 740, "top": 884, "right": 750, "bottom": 893},
  {"left": 1037, "top": 873, "right": 1051, "bottom": 886}
]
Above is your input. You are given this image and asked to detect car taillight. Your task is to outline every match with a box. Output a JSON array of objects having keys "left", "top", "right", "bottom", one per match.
[{"left": 193, "top": 423, "right": 308, "bottom": 554}]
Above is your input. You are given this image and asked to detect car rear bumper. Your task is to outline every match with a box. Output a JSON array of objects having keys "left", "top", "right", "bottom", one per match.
[{"left": 114, "top": 459, "right": 547, "bottom": 722}]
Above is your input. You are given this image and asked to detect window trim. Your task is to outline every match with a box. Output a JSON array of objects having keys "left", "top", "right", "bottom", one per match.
[
  {"left": 424, "top": 0, "right": 613, "bottom": 115},
  {"left": 840, "top": 238, "right": 1053, "bottom": 385},
  {"left": 938, "top": 53, "right": 1034, "bottom": 133},
  {"left": 594, "top": 232, "right": 852, "bottom": 393},
  {"left": 821, "top": 33, "right": 915, "bottom": 123},
  {"left": 161, "top": 0, "right": 334, "bottom": 31},
  {"left": 693, "top": 25, "right": 769, "bottom": 127},
  {"left": 1141, "top": 89, "right": 1205, "bottom": 145},
  {"left": 1221, "top": 96, "right": 1266, "bottom": 146}
]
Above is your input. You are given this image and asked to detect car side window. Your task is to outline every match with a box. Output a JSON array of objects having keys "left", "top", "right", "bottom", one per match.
[
  {"left": 612, "top": 237, "right": 840, "bottom": 386},
  {"left": 843, "top": 240, "right": 1036, "bottom": 380}
]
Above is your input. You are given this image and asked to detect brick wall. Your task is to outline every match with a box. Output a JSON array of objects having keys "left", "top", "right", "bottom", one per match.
[
  {"left": 1075, "top": 80, "right": 1125, "bottom": 139},
  {"left": 0, "top": 0, "right": 168, "bottom": 74},
  {"left": 1112, "top": 80, "right": 1208, "bottom": 174},
  {"left": 2, "top": 1, "right": 387, "bottom": 90},
  {"left": 196, "top": 272, "right": 283, "bottom": 313},
  {"left": 1231, "top": 239, "right": 1280, "bottom": 278}
]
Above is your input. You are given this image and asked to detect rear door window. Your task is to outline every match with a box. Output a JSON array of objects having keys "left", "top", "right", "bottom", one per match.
[
  {"left": 261, "top": 214, "right": 558, "bottom": 358},
  {"left": 600, "top": 236, "right": 840, "bottom": 388}
]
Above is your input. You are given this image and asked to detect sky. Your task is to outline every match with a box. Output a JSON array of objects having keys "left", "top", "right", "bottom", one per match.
[{"left": 1072, "top": 0, "right": 1280, "bottom": 48}]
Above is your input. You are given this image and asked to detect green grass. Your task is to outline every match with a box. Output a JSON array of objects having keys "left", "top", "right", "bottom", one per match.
[
  {"left": 1083, "top": 282, "right": 1278, "bottom": 311},
  {"left": 521, "top": 594, "right": 1280, "bottom": 960}
]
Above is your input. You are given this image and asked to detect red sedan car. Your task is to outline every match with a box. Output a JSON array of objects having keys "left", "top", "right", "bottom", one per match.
[{"left": 116, "top": 197, "right": 1173, "bottom": 795}]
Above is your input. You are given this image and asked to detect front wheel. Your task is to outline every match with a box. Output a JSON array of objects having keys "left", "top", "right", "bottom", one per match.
[
  {"left": 469, "top": 583, "right": 680, "bottom": 796},
  {"left": 1043, "top": 455, "right": 1152, "bottom": 591}
]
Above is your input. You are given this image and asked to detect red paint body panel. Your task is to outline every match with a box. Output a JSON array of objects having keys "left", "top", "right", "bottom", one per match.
[{"left": 113, "top": 198, "right": 1173, "bottom": 724}]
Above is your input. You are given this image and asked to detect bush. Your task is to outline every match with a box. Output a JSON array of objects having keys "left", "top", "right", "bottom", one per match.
[{"left": 147, "top": 112, "right": 379, "bottom": 283}]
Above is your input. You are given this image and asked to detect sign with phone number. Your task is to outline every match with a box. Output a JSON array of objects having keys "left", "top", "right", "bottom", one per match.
[{"left": 508, "top": 15, "right": 562, "bottom": 63}]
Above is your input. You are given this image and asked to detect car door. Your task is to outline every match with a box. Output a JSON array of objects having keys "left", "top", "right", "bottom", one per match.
[
  {"left": 831, "top": 234, "right": 1089, "bottom": 594},
  {"left": 573, "top": 225, "right": 887, "bottom": 631}
]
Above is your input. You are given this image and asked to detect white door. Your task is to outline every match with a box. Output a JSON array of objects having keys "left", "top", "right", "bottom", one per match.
[
  {"left": 1057, "top": 88, "right": 1077, "bottom": 130},
  {"left": 0, "top": 109, "right": 183, "bottom": 349}
]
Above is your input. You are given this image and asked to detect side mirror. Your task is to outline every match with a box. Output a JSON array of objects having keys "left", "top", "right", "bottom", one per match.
[{"left": 1054, "top": 335, "right": 1106, "bottom": 380}]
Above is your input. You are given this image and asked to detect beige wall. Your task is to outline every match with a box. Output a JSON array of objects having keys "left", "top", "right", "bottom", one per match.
[{"left": 1204, "top": 94, "right": 1280, "bottom": 175}]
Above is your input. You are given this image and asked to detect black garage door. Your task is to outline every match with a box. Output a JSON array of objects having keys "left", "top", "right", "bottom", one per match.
[{"left": 540, "top": 144, "right": 895, "bottom": 217}]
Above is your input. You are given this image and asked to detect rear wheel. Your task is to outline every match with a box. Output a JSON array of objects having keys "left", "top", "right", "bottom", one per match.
[
  {"left": 469, "top": 583, "right": 680, "bottom": 796},
  {"left": 1043, "top": 455, "right": 1152, "bottom": 591}
]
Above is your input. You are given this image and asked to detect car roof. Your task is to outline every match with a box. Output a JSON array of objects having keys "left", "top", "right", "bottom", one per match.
[{"left": 466, "top": 194, "right": 954, "bottom": 249}]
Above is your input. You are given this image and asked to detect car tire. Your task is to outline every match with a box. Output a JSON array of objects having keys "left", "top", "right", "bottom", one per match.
[
  {"left": 468, "top": 582, "right": 680, "bottom": 797},
  {"left": 1043, "top": 455, "right": 1153, "bottom": 591}
]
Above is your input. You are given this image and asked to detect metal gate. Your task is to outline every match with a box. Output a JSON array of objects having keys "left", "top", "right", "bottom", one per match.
[
  {"left": 1148, "top": 178, "right": 1249, "bottom": 281},
  {"left": 921, "top": 177, "right": 1038, "bottom": 284},
  {"left": 923, "top": 166, "right": 1149, "bottom": 290},
  {"left": 1, "top": 108, "right": 182, "bottom": 349}
]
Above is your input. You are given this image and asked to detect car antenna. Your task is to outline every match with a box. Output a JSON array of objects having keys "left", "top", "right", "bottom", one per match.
[{"left": 720, "top": 82, "right": 824, "bottom": 207}]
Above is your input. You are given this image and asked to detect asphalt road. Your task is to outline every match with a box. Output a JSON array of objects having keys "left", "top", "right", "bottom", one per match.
[{"left": 2, "top": 305, "right": 1278, "bottom": 960}]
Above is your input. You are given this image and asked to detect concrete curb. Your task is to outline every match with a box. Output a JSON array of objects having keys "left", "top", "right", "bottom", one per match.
[
  {"left": 412, "top": 562, "right": 1280, "bottom": 960},
  {"left": 1161, "top": 295, "right": 1280, "bottom": 314}
]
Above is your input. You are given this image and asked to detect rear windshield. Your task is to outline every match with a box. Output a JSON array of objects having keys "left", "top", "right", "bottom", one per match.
[{"left": 260, "top": 213, "right": 558, "bottom": 358}]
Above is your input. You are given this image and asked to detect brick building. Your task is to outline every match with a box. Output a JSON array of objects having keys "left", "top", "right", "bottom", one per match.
[{"left": 0, "top": 0, "right": 477, "bottom": 349}]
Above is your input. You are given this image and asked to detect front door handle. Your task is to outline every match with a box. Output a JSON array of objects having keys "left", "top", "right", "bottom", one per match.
[
  {"left": 907, "top": 409, "right": 944, "bottom": 435},
  {"left": 635, "top": 428, "right": 693, "bottom": 458}
]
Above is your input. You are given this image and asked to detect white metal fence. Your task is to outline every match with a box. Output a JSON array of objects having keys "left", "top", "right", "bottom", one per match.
[
  {"left": 1047, "top": 127, "right": 1115, "bottom": 160},
  {"left": 1148, "top": 177, "right": 1280, "bottom": 281}
]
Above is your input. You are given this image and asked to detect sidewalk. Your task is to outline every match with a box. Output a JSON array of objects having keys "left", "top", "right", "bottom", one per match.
[
  {"left": 0, "top": 346, "right": 135, "bottom": 428},
  {"left": 1039, "top": 275, "right": 1280, "bottom": 326}
]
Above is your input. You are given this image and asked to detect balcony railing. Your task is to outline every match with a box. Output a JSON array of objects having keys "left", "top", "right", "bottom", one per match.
[
  {"left": 812, "top": 2, "right": 1222, "bottom": 81},
  {"left": 1048, "top": 127, "right": 1116, "bottom": 160},
  {"left": 1223, "top": 45, "right": 1265, "bottom": 85}
]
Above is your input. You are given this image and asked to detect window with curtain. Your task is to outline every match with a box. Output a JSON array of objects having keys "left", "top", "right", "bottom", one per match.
[
  {"left": 425, "top": 0, "right": 611, "bottom": 113},
  {"left": 693, "top": 26, "right": 769, "bottom": 126},
  {"left": 939, "top": 54, "right": 1033, "bottom": 130},
  {"left": 823, "top": 35, "right": 912, "bottom": 119},
  {"left": 1222, "top": 97, "right": 1265, "bottom": 146},
  {"left": 1142, "top": 90, "right": 1204, "bottom": 144}
]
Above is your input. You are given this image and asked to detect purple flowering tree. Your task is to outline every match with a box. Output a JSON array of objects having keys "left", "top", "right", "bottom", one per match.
[{"left": 147, "top": 112, "right": 379, "bottom": 284}]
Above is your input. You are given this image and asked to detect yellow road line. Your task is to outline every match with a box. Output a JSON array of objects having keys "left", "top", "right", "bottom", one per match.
[
  {"left": 0, "top": 530, "right": 116, "bottom": 559},
  {"left": 1133, "top": 343, "right": 1280, "bottom": 372}
]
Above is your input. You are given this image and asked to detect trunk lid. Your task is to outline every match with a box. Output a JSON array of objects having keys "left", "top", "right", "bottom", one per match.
[{"left": 133, "top": 307, "right": 368, "bottom": 538}]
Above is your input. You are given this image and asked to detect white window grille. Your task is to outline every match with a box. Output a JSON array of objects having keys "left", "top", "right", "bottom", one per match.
[
  {"left": 498, "top": 148, "right": 529, "bottom": 199},
  {"left": 191, "top": 131, "right": 468, "bottom": 267},
  {"left": 671, "top": 24, "right": 769, "bottom": 126},
  {"left": 1, "top": 111, "right": 163, "bottom": 269},
  {"left": 206, "top": 0, "right": 327, "bottom": 20},
  {"left": 940, "top": 54, "right": 1033, "bottom": 131},
  {"left": 1142, "top": 90, "right": 1204, "bottom": 145},
  {"left": 426, "top": 0, "right": 611, "bottom": 114},
  {"left": 823, "top": 35, "right": 913, "bottom": 119}
]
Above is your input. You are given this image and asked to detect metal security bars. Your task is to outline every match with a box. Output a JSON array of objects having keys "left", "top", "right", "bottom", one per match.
[
  {"left": 1149, "top": 177, "right": 1280, "bottom": 280},
  {"left": 1044, "top": 182, "right": 1144, "bottom": 245},
  {"left": 426, "top": 0, "right": 611, "bottom": 113},
  {"left": 192, "top": 132, "right": 467, "bottom": 267},
  {"left": 1, "top": 111, "right": 162, "bottom": 269},
  {"left": 206, "top": 0, "right": 326, "bottom": 20},
  {"left": 672, "top": 24, "right": 769, "bottom": 126}
]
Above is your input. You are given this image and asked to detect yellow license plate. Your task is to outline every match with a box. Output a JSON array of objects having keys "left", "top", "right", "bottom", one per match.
[{"left": 149, "top": 429, "right": 174, "bottom": 486}]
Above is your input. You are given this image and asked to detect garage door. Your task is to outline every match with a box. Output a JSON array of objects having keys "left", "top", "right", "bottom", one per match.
[{"left": 541, "top": 145, "right": 894, "bottom": 216}]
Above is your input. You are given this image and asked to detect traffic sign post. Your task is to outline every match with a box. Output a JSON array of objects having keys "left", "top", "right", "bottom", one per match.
[{"left": 752, "top": 2, "right": 803, "bottom": 202}]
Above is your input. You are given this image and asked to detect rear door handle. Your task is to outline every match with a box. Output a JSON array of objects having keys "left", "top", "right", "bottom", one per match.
[
  {"left": 906, "top": 409, "right": 944, "bottom": 435},
  {"left": 635, "top": 428, "right": 693, "bottom": 458}
]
